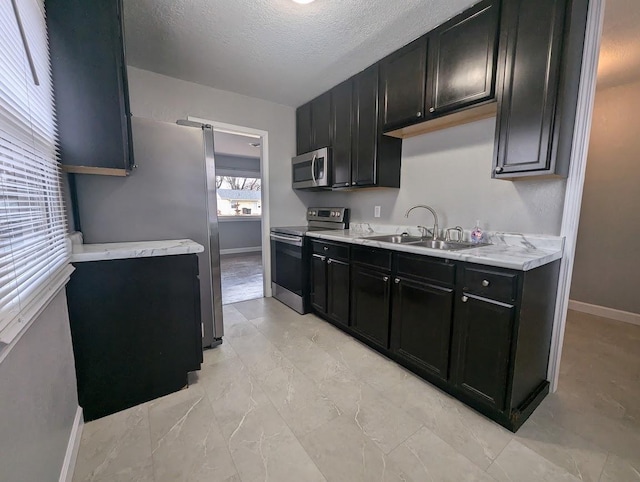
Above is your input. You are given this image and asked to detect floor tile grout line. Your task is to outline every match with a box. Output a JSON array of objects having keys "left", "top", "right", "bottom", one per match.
[{"left": 145, "top": 402, "right": 158, "bottom": 482}]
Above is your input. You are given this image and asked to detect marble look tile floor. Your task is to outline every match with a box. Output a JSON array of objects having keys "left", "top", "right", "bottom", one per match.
[
  {"left": 73, "top": 300, "right": 640, "bottom": 482},
  {"left": 220, "top": 253, "right": 264, "bottom": 305}
]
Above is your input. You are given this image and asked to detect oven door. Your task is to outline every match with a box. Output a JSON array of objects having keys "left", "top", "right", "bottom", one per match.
[
  {"left": 270, "top": 233, "right": 307, "bottom": 311},
  {"left": 292, "top": 148, "right": 330, "bottom": 189}
]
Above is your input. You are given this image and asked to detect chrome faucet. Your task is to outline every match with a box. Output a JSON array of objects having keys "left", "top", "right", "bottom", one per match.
[{"left": 405, "top": 205, "right": 439, "bottom": 240}]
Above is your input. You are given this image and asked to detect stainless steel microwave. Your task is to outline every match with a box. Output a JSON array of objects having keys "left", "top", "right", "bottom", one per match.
[{"left": 292, "top": 148, "right": 331, "bottom": 190}]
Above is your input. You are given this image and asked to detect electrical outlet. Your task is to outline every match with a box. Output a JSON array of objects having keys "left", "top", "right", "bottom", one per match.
[{"left": 374, "top": 206, "right": 381, "bottom": 218}]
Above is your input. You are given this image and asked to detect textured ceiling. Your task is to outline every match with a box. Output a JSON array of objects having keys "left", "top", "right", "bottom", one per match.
[
  {"left": 598, "top": 0, "right": 640, "bottom": 89},
  {"left": 214, "top": 131, "right": 261, "bottom": 158},
  {"left": 123, "top": 0, "right": 476, "bottom": 107}
]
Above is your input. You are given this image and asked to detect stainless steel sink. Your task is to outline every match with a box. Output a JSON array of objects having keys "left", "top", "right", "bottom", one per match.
[
  {"left": 410, "top": 240, "right": 488, "bottom": 250},
  {"left": 363, "top": 234, "right": 424, "bottom": 244}
]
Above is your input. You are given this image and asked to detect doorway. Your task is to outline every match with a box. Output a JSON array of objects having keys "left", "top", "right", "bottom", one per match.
[{"left": 212, "top": 129, "right": 265, "bottom": 305}]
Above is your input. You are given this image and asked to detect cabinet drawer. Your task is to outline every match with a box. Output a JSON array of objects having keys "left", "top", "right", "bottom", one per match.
[
  {"left": 462, "top": 266, "right": 518, "bottom": 302},
  {"left": 311, "top": 240, "right": 349, "bottom": 262},
  {"left": 351, "top": 245, "right": 392, "bottom": 271},
  {"left": 396, "top": 253, "right": 455, "bottom": 286}
]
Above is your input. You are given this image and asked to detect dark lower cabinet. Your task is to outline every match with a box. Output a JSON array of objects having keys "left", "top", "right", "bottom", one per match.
[
  {"left": 451, "top": 293, "right": 515, "bottom": 409},
  {"left": 390, "top": 276, "right": 454, "bottom": 381},
  {"left": 350, "top": 264, "right": 391, "bottom": 348},
  {"left": 66, "top": 254, "right": 203, "bottom": 421},
  {"left": 310, "top": 253, "right": 328, "bottom": 313},
  {"left": 327, "top": 259, "right": 350, "bottom": 326},
  {"left": 310, "top": 241, "right": 350, "bottom": 326},
  {"left": 309, "top": 241, "right": 562, "bottom": 432}
]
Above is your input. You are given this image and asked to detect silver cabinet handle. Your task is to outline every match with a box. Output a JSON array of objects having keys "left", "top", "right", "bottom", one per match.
[
  {"left": 429, "top": 107, "right": 435, "bottom": 113},
  {"left": 383, "top": 276, "right": 389, "bottom": 282},
  {"left": 323, "top": 246, "right": 329, "bottom": 251},
  {"left": 495, "top": 166, "right": 504, "bottom": 174},
  {"left": 416, "top": 112, "right": 422, "bottom": 117},
  {"left": 482, "top": 280, "right": 490, "bottom": 287},
  {"left": 327, "top": 259, "right": 332, "bottom": 264},
  {"left": 352, "top": 182, "right": 356, "bottom": 185},
  {"left": 462, "top": 296, "right": 469, "bottom": 303},
  {"left": 395, "top": 278, "right": 401, "bottom": 284}
]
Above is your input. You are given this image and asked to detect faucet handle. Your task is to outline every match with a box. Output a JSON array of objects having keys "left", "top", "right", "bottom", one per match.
[
  {"left": 445, "top": 226, "right": 464, "bottom": 242},
  {"left": 417, "top": 226, "right": 429, "bottom": 238}
]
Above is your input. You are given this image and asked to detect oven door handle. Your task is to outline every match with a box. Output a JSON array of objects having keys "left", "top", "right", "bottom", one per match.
[{"left": 270, "top": 233, "right": 304, "bottom": 247}]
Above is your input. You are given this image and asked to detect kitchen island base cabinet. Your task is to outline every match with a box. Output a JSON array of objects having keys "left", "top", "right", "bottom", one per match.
[{"left": 66, "top": 254, "right": 203, "bottom": 422}]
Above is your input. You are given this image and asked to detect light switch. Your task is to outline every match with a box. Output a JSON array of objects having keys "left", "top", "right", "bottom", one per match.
[{"left": 374, "top": 206, "right": 381, "bottom": 218}]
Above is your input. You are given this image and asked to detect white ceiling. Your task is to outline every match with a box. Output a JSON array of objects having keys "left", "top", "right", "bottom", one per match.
[
  {"left": 598, "top": 0, "right": 640, "bottom": 89},
  {"left": 213, "top": 131, "right": 261, "bottom": 158},
  {"left": 123, "top": 0, "right": 476, "bottom": 107}
]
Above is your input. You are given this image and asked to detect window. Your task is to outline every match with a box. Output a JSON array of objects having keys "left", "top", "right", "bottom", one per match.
[
  {"left": 0, "top": 0, "right": 68, "bottom": 339},
  {"left": 216, "top": 176, "right": 262, "bottom": 216}
]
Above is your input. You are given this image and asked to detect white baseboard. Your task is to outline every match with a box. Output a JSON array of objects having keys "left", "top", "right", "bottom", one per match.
[
  {"left": 568, "top": 300, "right": 640, "bottom": 326},
  {"left": 220, "top": 247, "right": 262, "bottom": 255},
  {"left": 59, "top": 407, "right": 84, "bottom": 482}
]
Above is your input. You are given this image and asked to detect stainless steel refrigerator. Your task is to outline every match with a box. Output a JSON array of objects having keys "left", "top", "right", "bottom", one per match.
[{"left": 73, "top": 116, "right": 224, "bottom": 347}]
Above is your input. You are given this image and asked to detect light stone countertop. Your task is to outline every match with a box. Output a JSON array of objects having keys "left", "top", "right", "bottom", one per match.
[
  {"left": 305, "top": 224, "right": 564, "bottom": 271},
  {"left": 71, "top": 239, "right": 204, "bottom": 263}
]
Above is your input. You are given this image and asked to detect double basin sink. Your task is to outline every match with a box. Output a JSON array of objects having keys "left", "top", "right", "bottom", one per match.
[{"left": 362, "top": 234, "right": 489, "bottom": 251}]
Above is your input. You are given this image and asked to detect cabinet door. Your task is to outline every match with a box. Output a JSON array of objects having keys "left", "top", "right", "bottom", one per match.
[
  {"left": 311, "top": 91, "right": 332, "bottom": 150},
  {"left": 452, "top": 293, "right": 515, "bottom": 410},
  {"left": 331, "top": 79, "right": 353, "bottom": 188},
  {"left": 296, "top": 102, "right": 312, "bottom": 155},
  {"left": 310, "top": 254, "right": 327, "bottom": 314},
  {"left": 352, "top": 65, "right": 379, "bottom": 187},
  {"left": 380, "top": 37, "right": 428, "bottom": 131},
  {"left": 350, "top": 264, "right": 391, "bottom": 348},
  {"left": 427, "top": 0, "right": 499, "bottom": 115},
  {"left": 494, "top": 0, "right": 567, "bottom": 176},
  {"left": 390, "top": 277, "right": 454, "bottom": 380},
  {"left": 327, "top": 258, "right": 350, "bottom": 326},
  {"left": 47, "top": 0, "right": 133, "bottom": 174}
]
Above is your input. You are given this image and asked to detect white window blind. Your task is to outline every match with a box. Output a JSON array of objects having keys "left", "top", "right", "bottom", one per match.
[{"left": 0, "top": 0, "right": 68, "bottom": 335}]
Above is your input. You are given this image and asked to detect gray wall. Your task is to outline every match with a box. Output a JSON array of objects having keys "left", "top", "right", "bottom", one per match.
[
  {"left": 570, "top": 81, "right": 640, "bottom": 314},
  {"left": 308, "top": 117, "right": 567, "bottom": 235},
  {"left": 0, "top": 290, "right": 79, "bottom": 482},
  {"left": 219, "top": 219, "right": 262, "bottom": 251}
]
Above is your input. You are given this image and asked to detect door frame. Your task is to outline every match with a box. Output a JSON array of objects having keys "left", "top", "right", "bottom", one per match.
[
  {"left": 547, "top": 0, "right": 605, "bottom": 392},
  {"left": 187, "top": 116, "right": 272, "bottom": 298}
]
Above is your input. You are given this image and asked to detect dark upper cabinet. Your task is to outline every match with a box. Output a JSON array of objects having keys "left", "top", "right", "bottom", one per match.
[
  {"left": 352, "top": 65, "right": 379, "bottom": 187},
  {"left": 331, "top": 79, "right": 353, "bottom": 188},
  {"left": 380, "top": 37, "right": 428, "bottom": 131},
  {"left": 427, "top": 0, "right": 500, "bottom": 115},
  {"left": 311, "top": 92, "right": 332, "bottom": 150},
  {"left": 391, "top": 276, "right": 454, "bottom": 380},
  {"left": 451, "top": 293, "right": 515, "bottom": 410},
  {"left": 327, "top": 258, "right": 350, "bottom": 326},
  {"left": 296, "top": 103, "right": 312, "bottom": 155},
  {"left": 493, "top": 0, "right": 588, "bottom": 178},
  {"left": 296, "top": 92, "right": 332, "bottom": 155},
  {"left": 310, "top": 253, "right": 328, "bottom": 313},
  {"left": 47, "top": 0, "right": 133, "bottom": 175},
  {"left": 352, "top": 65, "right": 402, "bottom": 188}
]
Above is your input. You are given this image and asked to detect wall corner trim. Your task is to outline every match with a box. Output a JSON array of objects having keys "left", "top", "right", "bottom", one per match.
[
  {"left": 59, "top": 406, "right": 84, "bottom": 482},
  {"left": 568, "top": 300, "right": 640, "bottom": 326}
]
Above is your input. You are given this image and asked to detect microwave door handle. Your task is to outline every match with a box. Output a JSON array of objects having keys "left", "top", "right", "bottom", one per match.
[{"left": 311, "top": 154, "right": 317, "bottom": 185}]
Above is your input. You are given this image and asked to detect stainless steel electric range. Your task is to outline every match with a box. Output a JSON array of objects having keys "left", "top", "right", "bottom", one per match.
[{"left": 270, "top": 207, "right": 349, "bottom": 314}]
